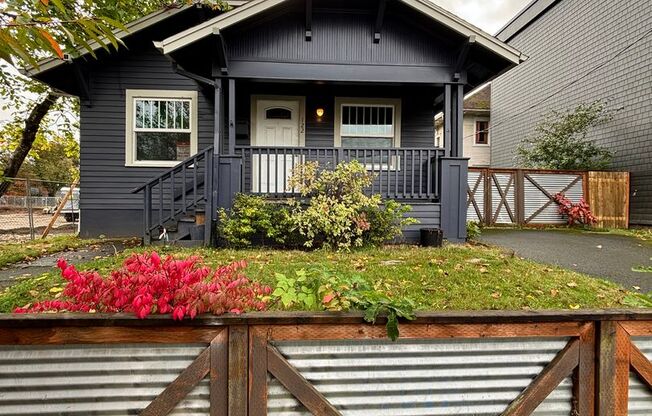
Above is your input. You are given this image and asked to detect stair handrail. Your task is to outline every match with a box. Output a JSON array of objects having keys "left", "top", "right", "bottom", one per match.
[{"left": 130, "top": 145, "right": 215, "bottom": 194}]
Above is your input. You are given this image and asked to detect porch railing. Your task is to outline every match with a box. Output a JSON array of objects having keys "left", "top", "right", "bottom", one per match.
[
  {"left": 132, "top": 146, "right": 214, "bottom": 245},
  {"left": 234, "top": 146, "right": 445, "bottom": 200}
]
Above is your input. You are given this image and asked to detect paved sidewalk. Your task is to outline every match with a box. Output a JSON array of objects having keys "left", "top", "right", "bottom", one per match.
[
  {"left": 479, "top": 229, "right": 652, "bottom": 292},
  {"left": 0, "top": 242, "right": 130, "bottom": 289}
]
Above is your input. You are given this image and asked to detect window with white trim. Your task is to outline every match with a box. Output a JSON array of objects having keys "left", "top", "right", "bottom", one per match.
[
  {"left": 335, "top": 98, "right": 401, "bottom": 170},
  {"left": 341, "top": 104, "right": 395, "bottom": 148},
  {"left": 126, "top": 90, "right": 198, "bottom": 167}
]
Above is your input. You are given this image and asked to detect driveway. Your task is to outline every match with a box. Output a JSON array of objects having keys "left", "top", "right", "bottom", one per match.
[{"left": 478, "top": 229, "right": 652, "bottom": 292}]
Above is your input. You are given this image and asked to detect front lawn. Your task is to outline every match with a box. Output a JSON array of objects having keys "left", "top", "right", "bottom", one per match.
[{"left": 0, "top": 243, "right": 629, "bottom": 313}]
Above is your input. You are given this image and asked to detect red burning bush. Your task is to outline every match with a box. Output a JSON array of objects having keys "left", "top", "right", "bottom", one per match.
[
  {"left": 14, "top": 252, "right": 271, "bottom": 319},
  {"left": 553, "top": 193, "right": 597, "bottom": 226}
]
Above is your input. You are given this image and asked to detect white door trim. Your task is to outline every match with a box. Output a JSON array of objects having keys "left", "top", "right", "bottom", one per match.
[{"left": 250, "top": 95, "right": 306, "bottom": 146}]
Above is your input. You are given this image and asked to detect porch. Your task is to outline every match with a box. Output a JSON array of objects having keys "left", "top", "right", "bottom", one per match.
[{"left": 132, "top": 79, "right": 467, "bottom": 246}]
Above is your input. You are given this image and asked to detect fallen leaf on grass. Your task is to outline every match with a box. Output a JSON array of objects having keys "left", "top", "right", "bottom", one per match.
[
  {"left": 550, "top": 289, "right": 559, "bottom": 297},
  {"left": 491, "top": 292, "right": 501, "bottom": 299},
  {"left": 49, "top": 287, "right": 63, "bottom": 293},
  {"left": 569, "top": 304, "right": 581, "bottom": 310},
  {"left": 567, "top": 282, "right": 578, "bottom": 288}
]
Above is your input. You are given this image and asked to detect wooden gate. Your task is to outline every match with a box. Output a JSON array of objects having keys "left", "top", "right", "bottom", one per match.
[{"left": 588, "top": 172, "right": 630, "bottom": 228}]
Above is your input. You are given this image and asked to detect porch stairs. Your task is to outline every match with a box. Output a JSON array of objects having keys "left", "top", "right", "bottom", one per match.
[{"left": 131, "top": 146, "right": 215, "bottom": 246}]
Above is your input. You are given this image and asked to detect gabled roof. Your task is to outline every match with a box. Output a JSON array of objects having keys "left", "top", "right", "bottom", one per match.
[
  {"left": 155, "top": 0, "right": 525, "bottom": 64},
  {"left": 495, "top": 0, "right": 559, "bottom": 42},
  {"left": 22, "top": 2, "right": 248, "bottom": 77}
]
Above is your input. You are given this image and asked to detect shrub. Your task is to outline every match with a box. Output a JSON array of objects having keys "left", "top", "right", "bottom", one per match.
[
  {"left": 14, "top": 252, "right": 271, "bottom": 319},
  {"left": 516, "top": 100, "right": 616, "bottom": 170},
  {"left": 271, "top": 268, "right": 415, "bottom": 340},
  {"left": 218, "top": 194, "right": 300, "bottom": 247},
  {"left": 466, "top": 221, "right": 482, "bottom": 240},
  {"left": 553, "top": 193, "right": 597, "bottom": 226},
  {"left": 288, "top": 160, "right": 416, "bottom": 250}
]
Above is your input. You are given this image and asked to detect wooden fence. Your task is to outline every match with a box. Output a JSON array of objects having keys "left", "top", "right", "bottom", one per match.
[
  {"left": 467, "top": 168, "right": 630, "bottom": 228},
  {"left": 1, "top": 310, "right": 652, "bottom": 415}
]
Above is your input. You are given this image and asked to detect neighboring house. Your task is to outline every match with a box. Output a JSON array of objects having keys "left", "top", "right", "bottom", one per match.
[
  {"left": 24, "top": 0, "right": 523, "bottom": 244},
  {"left": 491, "top": 0, "right": 652, "bottom": 225},
  {"left": 435, "top": 83, "right": 491, "bottom": 167}
]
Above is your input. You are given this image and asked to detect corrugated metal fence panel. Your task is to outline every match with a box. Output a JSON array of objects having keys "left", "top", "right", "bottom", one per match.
[
  {"left": 629, "top": 337, "right": 652, "bottom": 414},
  {"left": 491, "top": 173, "right": 516, "bottom": 224},
  {"left": 268, "top": 337, "right": 573, "bottom": 416},
  {"left": 524, "top": 174, "right": 584, "bottom": 224},
  {"left": 0, "top": 343, "right": 209, "bottom": 416},
  {"left": 467, "top": 171, "right": 484, "bottom": 223}
]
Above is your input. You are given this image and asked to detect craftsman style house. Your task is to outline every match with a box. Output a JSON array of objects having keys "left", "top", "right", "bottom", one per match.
[{"left": 26, "top": 0, "right": 523, "bottom": 244}]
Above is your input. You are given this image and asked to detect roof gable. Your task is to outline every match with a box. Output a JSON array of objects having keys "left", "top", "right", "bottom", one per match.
[{"left": 156, "top": 0, "right": 524, "bottom": 64}]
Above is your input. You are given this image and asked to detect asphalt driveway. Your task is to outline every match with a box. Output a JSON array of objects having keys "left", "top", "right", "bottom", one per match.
[{"left": 478, "top": 229, "right": 652, "bottom": 292}]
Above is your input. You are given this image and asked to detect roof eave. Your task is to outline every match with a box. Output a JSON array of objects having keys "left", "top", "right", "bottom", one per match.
[{"left": 158, "top": 0, "right": 524, "bottom": 65}]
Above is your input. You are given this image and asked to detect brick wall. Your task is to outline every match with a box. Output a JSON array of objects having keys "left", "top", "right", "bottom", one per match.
[{"left": 491, "top": 0, "right": 652, "bottom": 224}]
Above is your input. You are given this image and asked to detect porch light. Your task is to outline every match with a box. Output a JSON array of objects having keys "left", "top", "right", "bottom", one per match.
[{"left": 316, "top": 108, "right": 325, "bottom": 118}]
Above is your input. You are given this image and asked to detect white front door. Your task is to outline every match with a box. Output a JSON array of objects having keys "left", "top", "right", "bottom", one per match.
[{"left": 252, "top": 97, "right": 304, "bottom": 193}]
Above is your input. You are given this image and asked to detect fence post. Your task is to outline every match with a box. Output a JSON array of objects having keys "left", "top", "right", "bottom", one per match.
[
  {"left": 516, "top": 169, "right": 525, "bottom": 225},
  {"left": 26, "top": 178, "right": 35, "bottom": 240},
  {"left": 597, "top": 321, "right": 629, "bottom": 416},
  {"left": 484, "top": 169, "right": 492, "bottom": 225}
]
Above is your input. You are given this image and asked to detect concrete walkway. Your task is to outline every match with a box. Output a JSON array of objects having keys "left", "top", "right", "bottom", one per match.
[
  {"left": 0, "top": 242, "right": 130, "bottom": 290},
  {"left": 479, "top": 229, "right": 652, "bottom": 292}
]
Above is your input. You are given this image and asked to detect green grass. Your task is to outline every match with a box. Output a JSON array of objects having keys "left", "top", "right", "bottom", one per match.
[
  {"left": 0, "top": 243, "right": 630, "bottom": 313},
  {"left": 0, "top": 235, "right": 115, "bottom": 268}
]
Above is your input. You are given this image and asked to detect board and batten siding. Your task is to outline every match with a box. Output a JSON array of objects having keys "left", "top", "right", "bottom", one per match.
[{"left": 79, "top": 46, "right": 214, "bottom": 237}]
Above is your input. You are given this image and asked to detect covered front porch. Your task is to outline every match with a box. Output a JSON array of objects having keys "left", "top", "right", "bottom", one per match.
[{"left": 132, "top": 0, "right": 522, "bottom": 245}]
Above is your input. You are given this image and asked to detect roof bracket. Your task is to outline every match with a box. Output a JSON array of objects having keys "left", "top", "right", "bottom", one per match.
[
  {"left": 305, "top": 0, "right": 312, "bottom": 41},
  {"left": 72, "top": 63, "right": 92, "bottom": 107},
  {"left": 374, "top": 0, "right": 387, "bottom": 43},
  {"left": 212, "top": 27, "right": 229, "bottom": 75},
  {"left": 453, "top": 35, "right": 475, "bottom": 81}
]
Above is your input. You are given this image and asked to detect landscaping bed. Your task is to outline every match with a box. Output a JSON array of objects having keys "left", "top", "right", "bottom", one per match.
[{"left": 0, "top": 243, "right": 630, "bottom": 315}]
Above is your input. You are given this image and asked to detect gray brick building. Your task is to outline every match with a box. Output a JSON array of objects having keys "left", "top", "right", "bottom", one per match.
[{"left": 491, "top": 0, "right": 652, "bottom": 225}]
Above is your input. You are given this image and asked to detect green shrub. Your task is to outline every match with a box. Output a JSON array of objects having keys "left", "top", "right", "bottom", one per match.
[
  {"left": 288, "top": 160, "right": 417, "bottom": 250},
  {"left": 217, "top": 194, "right": 299, "bottom": 247},
  {"left": 466, "top": 221, "right": 482, "bottom": 240}
]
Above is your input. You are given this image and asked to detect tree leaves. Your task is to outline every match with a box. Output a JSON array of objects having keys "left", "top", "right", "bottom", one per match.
[{"left": 516, "top": 100, "right": 617, "bottom": 170}]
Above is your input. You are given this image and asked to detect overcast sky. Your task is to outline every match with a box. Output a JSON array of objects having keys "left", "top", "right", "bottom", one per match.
[
  {"left": 0, "top": 0, "right": 529, "bottom": 124},
  {"left": 431, "top": 0, "right": 530, "bottom": 34}
]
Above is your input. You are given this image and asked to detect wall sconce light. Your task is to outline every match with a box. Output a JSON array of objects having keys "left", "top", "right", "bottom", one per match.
[{"left": 316, "top": 108, "right": 325, "bottom": 118}]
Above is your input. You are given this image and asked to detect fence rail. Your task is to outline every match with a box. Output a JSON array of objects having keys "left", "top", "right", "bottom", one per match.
[
  {"left": 1, "top": 310, "right": 651, "bottom": 415},
  {"left": 468, "top": 168, "right": 630, "bottom": 228},
  {"left": 235, "top": 146, "right": 445, "bottom": 200}
]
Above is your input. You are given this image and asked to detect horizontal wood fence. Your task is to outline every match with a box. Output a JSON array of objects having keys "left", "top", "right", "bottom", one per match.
[
  {"left": 1, "top": 310, "right": 652, "bottom": 415},
  {"left": 468, "top": 168, "right": 630, "bottom": 228}
]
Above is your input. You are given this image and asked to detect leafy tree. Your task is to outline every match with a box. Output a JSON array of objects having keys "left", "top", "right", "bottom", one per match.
[
  {"left": 516, "top": 101, "right": 616, "bottom": 170},
  {"left": 0, "top": 0, "right": 227, "bottom": 196}
]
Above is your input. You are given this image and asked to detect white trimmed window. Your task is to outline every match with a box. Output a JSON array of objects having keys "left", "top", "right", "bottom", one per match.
[
  {"left": 125, "top": 90, "right": 198, "bottom": 167},
  {"left": 334, "top": 98, "right": 401, "bottom": 148}
]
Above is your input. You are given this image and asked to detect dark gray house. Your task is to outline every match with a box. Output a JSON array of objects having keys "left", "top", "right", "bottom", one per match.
[
  {"left": 491, "top": 0, "right": 652, "bottom": 225},
  {"left": 25, "top": 0, "right": 523, "bottom": 244}
]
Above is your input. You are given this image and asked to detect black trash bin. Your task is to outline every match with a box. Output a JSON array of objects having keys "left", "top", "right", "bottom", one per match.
[{"left": 420, "top": 228, "right": 443, "bottom": 247}]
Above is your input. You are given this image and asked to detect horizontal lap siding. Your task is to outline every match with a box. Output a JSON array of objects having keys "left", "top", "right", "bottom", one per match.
[
  {"left": 80, "top": 47, "right": 214, "bottom": 214},
  {"left": 491, "top": 0, "right": 652, "bottom": 224}
]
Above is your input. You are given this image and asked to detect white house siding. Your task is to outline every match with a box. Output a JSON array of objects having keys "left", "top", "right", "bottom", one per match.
[
  {"left": 436, "top": 114, "right": 491, "bottom": 167},
  {"left": 491, "top": 0, "right": 652, "bottom": 224}
]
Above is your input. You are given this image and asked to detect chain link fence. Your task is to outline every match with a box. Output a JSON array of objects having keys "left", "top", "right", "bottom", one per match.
[{"left": 0, "top": 178, "right": 79, "bottom": 243}]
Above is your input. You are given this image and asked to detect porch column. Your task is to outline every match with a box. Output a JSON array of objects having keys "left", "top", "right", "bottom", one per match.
[
  {"left": 217, "top": 78, "right": 242, "bottom": 213},
  {"left": 444, "top": 83, "right": 464, "bottom": 158},
  {"left": 228, "top": 78, "right": 236, "bottom": 155}
]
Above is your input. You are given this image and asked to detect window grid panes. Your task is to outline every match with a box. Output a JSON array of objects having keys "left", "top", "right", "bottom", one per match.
[
  {"left": 341, "top": 105, "right": 394, "bottom": 138},
  {"left": 133, "top": 98, "right": 192, "bottom": 162}
]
